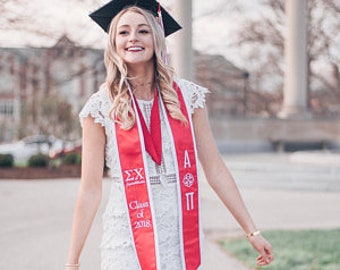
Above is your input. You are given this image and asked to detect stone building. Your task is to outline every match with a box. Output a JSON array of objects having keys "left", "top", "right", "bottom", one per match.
[
  {"left": 0, "top": 35, "right": 105, "bottom": 142},
  {"left": 194, "top": 51, "right": 250, "bottom": 117}
]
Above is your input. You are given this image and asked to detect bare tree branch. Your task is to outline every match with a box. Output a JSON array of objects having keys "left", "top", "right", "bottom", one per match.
[{"left": 227, "top": 0, "right": 340, "bottom": 116}]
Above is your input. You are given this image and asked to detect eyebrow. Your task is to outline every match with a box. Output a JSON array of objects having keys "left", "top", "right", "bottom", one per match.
[{"left": 118, "top": 23, "right": 150, "bottom": 28}]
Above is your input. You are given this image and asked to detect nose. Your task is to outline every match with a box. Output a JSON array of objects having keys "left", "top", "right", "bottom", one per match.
[{"left": 128, "top": 30, "right": 139, "bottom": 42}]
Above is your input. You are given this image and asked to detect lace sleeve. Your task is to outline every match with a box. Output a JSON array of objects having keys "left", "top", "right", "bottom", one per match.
[
  {"left": 176, "top": 78, "right": 210, "bottom": 115},
  {"left": 79, "top": 88, "right": 109, "bottom": 128}
]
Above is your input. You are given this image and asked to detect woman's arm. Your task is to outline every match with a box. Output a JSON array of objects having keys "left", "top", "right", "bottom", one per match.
[
  {"left": 66, "top": 116, "right": 106, "bottom": 266},
  {"left": 193, "top": 107, "right": 273, "bottom": 266}
]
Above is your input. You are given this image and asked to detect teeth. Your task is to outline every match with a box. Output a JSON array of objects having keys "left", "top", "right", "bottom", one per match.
[{"left": 127, "top": 47, "right": 143, "bottom": 51}]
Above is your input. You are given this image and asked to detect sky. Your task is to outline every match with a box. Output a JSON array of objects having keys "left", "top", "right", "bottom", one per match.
[{"left": 0, "top": 0, "right": 262, "bottom": 62}]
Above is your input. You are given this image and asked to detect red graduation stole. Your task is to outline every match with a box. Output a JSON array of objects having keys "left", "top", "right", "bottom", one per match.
[
  {"left": 133, "top": 90, "right": 162, "bottom": 165},
  {"left": 115, "top": 82, "right": 201, "bottom": 270}
]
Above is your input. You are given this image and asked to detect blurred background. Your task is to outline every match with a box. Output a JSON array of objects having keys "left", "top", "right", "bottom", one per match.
[
  {"left": 0, "top": 0, "right": 339, "bottom": 159},
  {"left": 0, "top": 0, "right": 339, "bottom": 269}
]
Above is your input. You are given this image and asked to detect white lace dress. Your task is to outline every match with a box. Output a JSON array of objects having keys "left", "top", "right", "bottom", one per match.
[{"left": 79, "top": 79, "right": 209, "bottom": 270}]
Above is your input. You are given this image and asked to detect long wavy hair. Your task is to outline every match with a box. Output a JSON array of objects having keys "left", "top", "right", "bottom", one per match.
[{"left": 104, "top": 6, "right": 187, "bottom": 130}]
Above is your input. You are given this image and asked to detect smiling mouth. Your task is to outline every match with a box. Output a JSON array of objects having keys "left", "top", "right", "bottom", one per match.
[{"left": 126, "top": 46, "right": 144, "bottom": 52}]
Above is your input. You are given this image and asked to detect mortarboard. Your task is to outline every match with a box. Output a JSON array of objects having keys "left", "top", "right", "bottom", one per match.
[{"left": 89, "top": 0, "right": 182, "bottom": 37}]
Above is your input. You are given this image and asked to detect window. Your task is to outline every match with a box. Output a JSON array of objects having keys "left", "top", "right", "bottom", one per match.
[{"left": 0, "top": 101, "right": 14, "bottom": 116}]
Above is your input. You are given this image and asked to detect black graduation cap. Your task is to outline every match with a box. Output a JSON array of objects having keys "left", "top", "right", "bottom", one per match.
[{"left": 89, "top": 0, "right": 182, "bottom": 37}]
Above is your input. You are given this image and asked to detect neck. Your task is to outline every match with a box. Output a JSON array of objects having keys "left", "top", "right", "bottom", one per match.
[
  {"left": 131, "top": 81, "right": 155, "bottom": 101},
  {"left": 128, "top": 66, "right": 155, "bottom": 101}
]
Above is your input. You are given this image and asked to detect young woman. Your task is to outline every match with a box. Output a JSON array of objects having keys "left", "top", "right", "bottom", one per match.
[{"left": 65, "top": 1, "right": 274, "bottom": 269}]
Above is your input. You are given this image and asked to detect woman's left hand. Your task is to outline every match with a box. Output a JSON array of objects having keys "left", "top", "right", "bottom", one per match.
[{"left": 248, "top": 234, "right": 274, "bottom": 266}]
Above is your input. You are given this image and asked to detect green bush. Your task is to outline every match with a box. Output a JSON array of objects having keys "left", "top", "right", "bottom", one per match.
[
  {"left": 28, "top": 154, "right": 49, "bottom": 167},
  {"left": 0, "top": 154, "right": 14, "bottom": 167},
  {"left": 62, "top": 152, "right": 81, "bottom": 165}
]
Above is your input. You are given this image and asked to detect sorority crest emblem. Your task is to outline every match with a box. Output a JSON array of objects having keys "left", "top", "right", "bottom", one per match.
[{"left": 182, "top": 173, "right": 195, "bottom": 188}]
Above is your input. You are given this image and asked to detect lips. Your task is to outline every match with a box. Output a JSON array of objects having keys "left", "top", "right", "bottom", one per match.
[{"left": 126, "top": 46, "right": 144, "bottom": 52}]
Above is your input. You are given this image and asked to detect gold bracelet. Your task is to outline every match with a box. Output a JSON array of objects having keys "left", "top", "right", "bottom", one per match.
[{"left": 246, "top": 230, "right": 261, "bottom": 238}]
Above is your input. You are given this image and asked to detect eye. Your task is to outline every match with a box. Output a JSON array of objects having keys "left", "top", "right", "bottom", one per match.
[
  {"left": 139, "top": 29, "right": 150, "bottom": 34},
  {"left": 118, "top": 30, "right": 128, "bottom": 35}
]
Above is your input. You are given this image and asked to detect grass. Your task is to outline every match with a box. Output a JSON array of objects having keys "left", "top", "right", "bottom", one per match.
[
  {"left": 219, "top": 229, "right": 340, "bottom": 270},
  {"left": 13, "top": 161, "right": 27, "bottom": 167}
]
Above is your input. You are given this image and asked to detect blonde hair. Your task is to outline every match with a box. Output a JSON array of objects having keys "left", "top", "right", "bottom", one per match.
[{"left": 104, "top": 6, "right": 186, "bottom": 129}]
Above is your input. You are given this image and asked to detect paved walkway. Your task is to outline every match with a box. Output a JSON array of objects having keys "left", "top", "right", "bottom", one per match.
[{"left": 0, "top": 152, "right": 339, "bottom": 269}]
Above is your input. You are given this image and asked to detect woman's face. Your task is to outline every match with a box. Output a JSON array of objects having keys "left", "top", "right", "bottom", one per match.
[{"left": 115, "top": 11, "right": 155, "bottom": 69}]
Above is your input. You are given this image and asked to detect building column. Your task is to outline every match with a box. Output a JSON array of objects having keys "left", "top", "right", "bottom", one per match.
[
  {"left": 279, "top": 0, "right": 310, "bottom": 119},
  {"left": 9, "top": 57, "right": 21, "bottom": 140},
  {"left": 171, "top": 0, "right": 193, "bottom": 81}
]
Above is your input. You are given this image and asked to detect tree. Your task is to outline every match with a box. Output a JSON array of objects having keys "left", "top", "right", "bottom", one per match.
[
  {"left": 0, "top": 0, "right": 107, "bottom": 48},
  {"left": 229, "top": 0, "right": 340, "bottom": 116},
  {"left": 0, "top": 0, "right": 51, "bottom": 38},
  {"left": 16, "top": 90, "right": 81, "bottom": 143},
  {"left": 39, "top": 92, "right": 80, "bottom": 141}
]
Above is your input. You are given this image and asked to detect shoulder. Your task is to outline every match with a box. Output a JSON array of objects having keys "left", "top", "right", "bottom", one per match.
[
  {"left": 90, "top": 85, "right": 110, "bottom": 102},
  {"left": 79, "top": 85, "right": 111, "bottom": 127},
  {"left": 175, "top": 78, "right": 209, "bottom": 95},
  {"left": 174, "top": 78, "right": 210, "bottom": 114}
]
